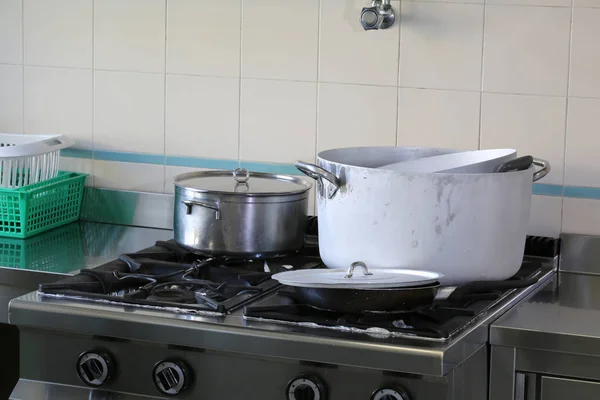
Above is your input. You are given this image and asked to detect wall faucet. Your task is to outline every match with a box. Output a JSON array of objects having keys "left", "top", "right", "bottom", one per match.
[{"left": 360, "top": 0, "right": 395, "bottom": 31}]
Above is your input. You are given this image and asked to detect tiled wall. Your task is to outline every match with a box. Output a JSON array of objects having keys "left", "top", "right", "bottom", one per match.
[{"left": 1, "top": 0, "right": 600, "bottom": 237}]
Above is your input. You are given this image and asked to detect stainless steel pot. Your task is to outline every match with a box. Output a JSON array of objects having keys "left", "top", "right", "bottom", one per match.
[
  {"left": 296, "top": 146, "right": 551, "bottom": 285},
  {"left": 174, "top": 168, "right": 312, "bottom": 258}
]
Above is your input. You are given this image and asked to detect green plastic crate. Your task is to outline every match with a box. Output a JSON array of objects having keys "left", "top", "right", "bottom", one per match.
[{"left": 0, "top": 171, "right": 87, "bottom": 238}]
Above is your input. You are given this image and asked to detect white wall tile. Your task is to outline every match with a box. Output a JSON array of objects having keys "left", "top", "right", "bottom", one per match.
[
  {"left": 574, "top": 0, "right": 600, "bottom": 7},
  {"left": 94, "top": 71, "right": 164, "bottom": 154},
  {"left": 94, "top": 160, "right": 165, "bottom": 193},
  {"left": 166, "top": 75, "right": 239, "bottom": 160},
  {"left": 318, "top": 83, "right": 397, "bottom": 151},
  {"left": 399, "top": 2, "right": 484, "bottom": 91},
  {"left": 528, "top": 195, "right": 562, "bottom": 238},
  {"left": 59, "top": 157, "right": 94, "bottom": 186},
  {"left": 0, "top": 0, "right": 22, "bottom": 64},
  {"left": 167, "top": 0, "right": 241, "bottom": 77},
  {"left": 397, "top": 88, "right": 480, "bottom": 150},
  {"left": 483, "top": 6, "right": 570, "bottom": 96},
  {"left": 23, "top": 0, "right": 92, "bottom": 68},
  {"left": 0, "top": 64, "right": 23, "bottom": 133},
  {"left": 24, "top": 67, "right": 92, "bottom": 148},
  {"left": 242, "top": 0, "right": 318, "bottom": 81},
  {"left": 563, "top": 198, "right": 600, "bottom": 235},
  {"left": 565, "top": 97, "right": 600, "bottom": 187},
  {"left": 240, "top": 79, "right": 316, "bottom": 163},
  {"left": 480, "top": 93, "right": 566, "bottom": 185},
  {"left": 570, "top": 8, "right": 600, "bottom": 98},
  {"left": 165, "top": 165, "right": 205, "bottom": 194},
  {"left": 95, "top": 0, "right": 165, "bottom": 73},
  {"left": 488, "top": 0, "right": 569, "bottom": 7},
  {"left": 319, "top": 0, "right": 400, "bottom": 86}
]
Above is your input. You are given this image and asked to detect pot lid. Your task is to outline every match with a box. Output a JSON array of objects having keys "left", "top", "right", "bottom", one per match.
[
  {"left": 272, "top": 262, "right": 443, "bottom": 289},
  {"left": 174, "top": 168, "right": 311, "bottom": 195}
]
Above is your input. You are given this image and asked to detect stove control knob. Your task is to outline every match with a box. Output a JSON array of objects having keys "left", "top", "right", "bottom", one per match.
[
  {"left": 153, "top": 360, "right": 189, "bottom": 396},
  {"left": 76, "top": 351, "right": 112, "bottom": 387},
  {"left": 287, "top": 376, "right": 327, "bottom": 400},
  {"left": 371, "top": 387, "right": 410, "bottom": 400}
]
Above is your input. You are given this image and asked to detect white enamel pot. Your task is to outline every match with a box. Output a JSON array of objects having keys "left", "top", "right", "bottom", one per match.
[{"left": 296, "top": 146, "right": 550, "bottom": 285}]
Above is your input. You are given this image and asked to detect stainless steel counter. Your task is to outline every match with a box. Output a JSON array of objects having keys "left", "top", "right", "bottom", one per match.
[
  {"left": 492, "top": 235, "right": 600, "bottom": 355},
  {"left": 491, "top": 272, "right": 600, "bottom": 354},
  {"left": 488, "top": 234, "right": 600, "bottom": 400},
  {"left": 0, "top": 221, "right": 172, "bottom": 323}
]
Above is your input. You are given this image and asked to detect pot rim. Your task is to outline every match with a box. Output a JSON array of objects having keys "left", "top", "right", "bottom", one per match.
[
  {"left": 174, "top": 169, "right": 312, "bottom": 197},
  {"left": 317, "top": 156, "right": 536, "bottom": 177}
]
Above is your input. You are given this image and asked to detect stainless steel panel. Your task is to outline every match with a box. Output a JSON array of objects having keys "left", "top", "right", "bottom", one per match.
[
  {"left": 516, "top": 348, "right": 600, "bottom": 382},
  {"left": 10, "top": 379, "right": 164, "bottom": 399},
  {"left": 17, "top": 328, "right": 461, "bottom": 400},
  {"left": 489, "top": 346, "right": 516, "bottom": 400},
  {"left": 492, "top": 273, "right": 600, "bottom": 356},
  {"left": 515, "top": 373, "right": 525, "bottom": 400},
  {"left": 451, "top": 344, "right": 488, "bottom": 400},
  {"left": 540, "top": 376, "right": 600, "bottom": 399},
  {"left": 81, "top": 188, "right": 174, "bottom": 229},
  {"left": 560, "top": 234, "right": 600, "bottom": 274}
]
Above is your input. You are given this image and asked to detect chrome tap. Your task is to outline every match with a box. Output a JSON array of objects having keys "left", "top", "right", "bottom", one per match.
[{"left": 360, "top": 0, "right": 395, "bottom": 31}]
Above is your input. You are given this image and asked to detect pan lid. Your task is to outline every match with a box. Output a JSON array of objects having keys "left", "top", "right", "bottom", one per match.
[
  {"left": 272, "top": 262, "right": 443, "bottom": 289},
  {"left": 174, "top": 168, "right": 311, "bottom": 196}
]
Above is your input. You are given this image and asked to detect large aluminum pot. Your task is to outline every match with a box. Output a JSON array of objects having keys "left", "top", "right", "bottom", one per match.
[
  {"left": 296, "top": 147, "right": 550, "bottom": 285},
  {"left": 174, "top": 168, "right": 312, "bottom": 258}
]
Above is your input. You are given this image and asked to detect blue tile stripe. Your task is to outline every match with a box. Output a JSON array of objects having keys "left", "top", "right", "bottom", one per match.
[
  {"left": 61, "top": 148, "right": 600, "bottom": 200},
  {"left": 532, "top": 183, "right": 563, "bottom": 197}
]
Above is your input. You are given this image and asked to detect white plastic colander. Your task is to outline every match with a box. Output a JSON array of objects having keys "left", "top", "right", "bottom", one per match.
[{"left": 0, "top": 133, "right": 75, "bottom": 188}]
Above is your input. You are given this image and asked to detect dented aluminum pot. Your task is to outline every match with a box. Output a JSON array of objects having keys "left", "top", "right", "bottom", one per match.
[
  {"left": 296, "top": 146, "right": 550, "bottom": 285},
  {"left": 174, "top": 168, "right": 312, "bottom": 258}
]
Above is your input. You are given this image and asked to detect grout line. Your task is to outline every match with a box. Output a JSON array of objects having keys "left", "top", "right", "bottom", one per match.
[
  {"left": 162, "top": 0, "right": 168, "bottom": 193},
  {"left": 560, "top": 0, "right": 575, "bottom": 232},
  {"left": 395, "top": 1, "right": 402, "bottom": 147},
  {"left": 90, "top": 0, "right": 95, "bottom": 187},
  {"left": 237, "top": 0, "right": 243, "bottom": 168},
  {"left": 21, "top": 0, "right": 24, "bottom": 135},
  {"left": 477, "top": 0, "right": 486, "bottom": 150},
  {"left": 406, "top": 0, "right": 571, "bottom": 6},
  {"left": 314, "top": 0, "right": 321, "bottom": 163}
]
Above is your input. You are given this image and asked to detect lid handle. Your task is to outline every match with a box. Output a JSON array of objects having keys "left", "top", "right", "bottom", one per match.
[
  {"left": 344, "top": 261, "right": 374, "bottom": 279},
  {"left": 233, "top": 168, "right": 250, "bottom": 183}
]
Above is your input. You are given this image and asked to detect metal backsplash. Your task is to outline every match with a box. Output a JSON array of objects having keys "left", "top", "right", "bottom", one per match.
[
  {"left": 559, "top": 234, "right": 600, "bottom": 275},
  {"left": 80, "top": 188, "right": 175, "bottom": 230}
]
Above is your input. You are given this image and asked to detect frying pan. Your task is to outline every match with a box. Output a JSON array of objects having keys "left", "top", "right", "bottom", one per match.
[{"left": 277, "top": 261, "right": 540, "bottom": 314}]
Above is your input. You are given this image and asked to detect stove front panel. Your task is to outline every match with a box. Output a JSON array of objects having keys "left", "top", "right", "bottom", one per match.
[{"left": 17, "top": 328, "right": 487, "bottom": 400}]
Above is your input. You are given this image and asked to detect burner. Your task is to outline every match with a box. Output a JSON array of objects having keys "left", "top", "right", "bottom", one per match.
[
  {"left": 38, "top": 236, "right": 322, "bottom": 314},
  {"left": 147, "top": 288, "right": 197, "bottom": 304}
]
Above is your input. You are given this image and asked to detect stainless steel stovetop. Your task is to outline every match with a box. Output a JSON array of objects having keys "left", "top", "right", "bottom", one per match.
[{"left": 7, "top": 234, "right": 558, "bottom": 400}]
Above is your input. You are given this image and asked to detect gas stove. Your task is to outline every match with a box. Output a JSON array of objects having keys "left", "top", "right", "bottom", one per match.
[
  {"left": 8, "top": 221, "right": 559, "bottom": 400},
  {"left": 37, "top": 239, "right": 322, "bottom": 315}
]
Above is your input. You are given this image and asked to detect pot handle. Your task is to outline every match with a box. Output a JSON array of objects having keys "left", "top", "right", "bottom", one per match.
[
  {"left": 532, "top": 158, "right": 551, "bottom": 182},
  {"left": 295, "top": 161, "right": 341, "bottom": 199},
  {"left": 182, "top": 200, "right": 221, "bottom": 220}
]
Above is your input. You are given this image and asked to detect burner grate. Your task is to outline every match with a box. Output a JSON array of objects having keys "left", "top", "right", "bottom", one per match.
[{"left": 38, "top": 240, "right": 322, "bottom": 314}]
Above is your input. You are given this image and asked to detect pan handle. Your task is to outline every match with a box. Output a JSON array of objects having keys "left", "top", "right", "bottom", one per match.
[
  {"left": 532, "top": 158, "right": 551, "bottom": 182},
  {"left": 295, "top": 161, "right": 341, "bottom": 199}
]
